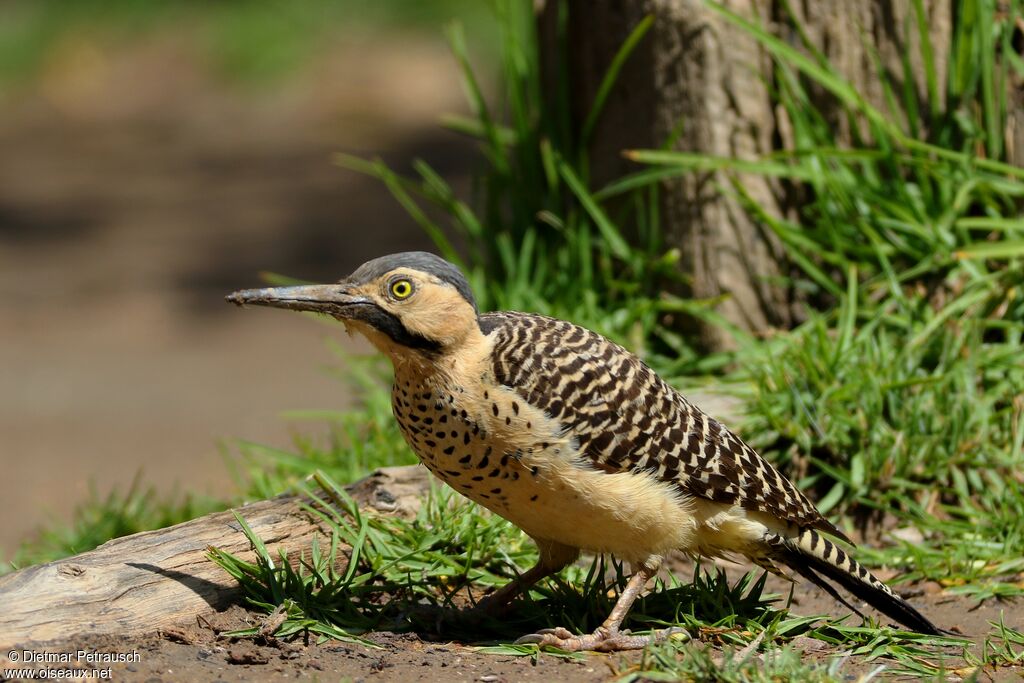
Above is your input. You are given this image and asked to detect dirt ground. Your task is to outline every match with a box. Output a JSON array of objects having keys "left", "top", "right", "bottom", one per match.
[{"left": 3, "top": 566, "right": 1018, "bottom": 682}]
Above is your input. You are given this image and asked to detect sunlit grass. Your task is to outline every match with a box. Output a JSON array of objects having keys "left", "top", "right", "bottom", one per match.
[
  {"left": 209, "top": 474, "right": 968, "bottom": 674},
  {"left": 3, "top": 476, "right": 222, "bottom": 572}
]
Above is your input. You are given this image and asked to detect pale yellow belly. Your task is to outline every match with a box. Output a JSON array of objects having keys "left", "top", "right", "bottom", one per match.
[{"left": 420, "top": 446, "right": 699, "bottom": 563}]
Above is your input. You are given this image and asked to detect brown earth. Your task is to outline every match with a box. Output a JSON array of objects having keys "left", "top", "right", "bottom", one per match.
[{"left": 2, "top": 565, "right": 1019, "bottom": 682}]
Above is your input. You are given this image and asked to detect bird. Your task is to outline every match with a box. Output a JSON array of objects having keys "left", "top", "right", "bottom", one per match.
[{"left": 226, "top": 251, "right": 942, "bottom": 651}]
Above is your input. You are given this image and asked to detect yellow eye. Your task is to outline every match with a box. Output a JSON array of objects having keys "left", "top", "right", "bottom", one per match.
[{"left": 390, "top": 278, "right": 414, "bottom": 300}]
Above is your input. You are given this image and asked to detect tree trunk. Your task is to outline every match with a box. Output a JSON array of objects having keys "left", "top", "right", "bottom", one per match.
[{"left": 539, "top": 0, "right": 952, "bottom": 350}]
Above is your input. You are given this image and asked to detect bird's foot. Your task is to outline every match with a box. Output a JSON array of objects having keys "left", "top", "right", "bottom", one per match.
[{"left": 514, "top": 625, "right": 685, "bottom": 652}]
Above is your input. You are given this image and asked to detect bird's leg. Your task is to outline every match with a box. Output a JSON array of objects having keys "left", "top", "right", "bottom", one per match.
[
  {"left": 515, "top": 558, "right": 682, "bottom": 652},
  {"left": 412, "top": 559, "right": 557, "bottom": 634},
  {"left": 470, "top": 562, "right": 561, "bottom": 615},
  {"left": 469, "top": 539, "right": 578, "bottom": 617}
]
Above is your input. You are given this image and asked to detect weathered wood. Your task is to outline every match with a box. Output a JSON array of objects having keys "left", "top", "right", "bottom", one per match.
[{"left": 0, "top": 465, "right": 432, "bottom": 648}]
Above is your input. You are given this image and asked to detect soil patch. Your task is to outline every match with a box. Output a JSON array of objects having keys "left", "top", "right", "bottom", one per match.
[{"left": 4, "top": 570, "right": 1019, "bottom": 682}]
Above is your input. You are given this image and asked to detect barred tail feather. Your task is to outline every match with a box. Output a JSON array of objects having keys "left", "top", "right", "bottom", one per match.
[{"left": 768, "top": 528, "right": 943, "bottom": 635}]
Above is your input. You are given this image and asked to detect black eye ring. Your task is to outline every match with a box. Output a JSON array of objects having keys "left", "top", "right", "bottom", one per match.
[{"left": 389, "top": 278, "right": 414, "bottom": 300}]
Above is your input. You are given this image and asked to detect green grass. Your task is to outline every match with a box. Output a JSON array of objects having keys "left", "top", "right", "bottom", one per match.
[
  {"left": 335, "top": 4, "right": 721, "bottom": 376},
  {"left": 966, "top": 616, "right": 1024, "bottom": 671},
  {"left": 208, "top": 473, "right": 968, "bottom": 675},
  {"left": 617, "top": 643, "right": 849, "bottom": 683},
  {"left": 4, "top": 476, "right": 221, "bottom": 572}
]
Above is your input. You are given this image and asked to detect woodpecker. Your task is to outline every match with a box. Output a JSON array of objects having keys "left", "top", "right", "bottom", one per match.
[{"left": 227, "top": 251, "right": 941, "bottom": 651}]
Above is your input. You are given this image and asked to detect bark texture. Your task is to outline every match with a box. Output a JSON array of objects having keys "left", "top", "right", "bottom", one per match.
[{"left": 540, "top": 0, "right": 952, "bottom": 350}]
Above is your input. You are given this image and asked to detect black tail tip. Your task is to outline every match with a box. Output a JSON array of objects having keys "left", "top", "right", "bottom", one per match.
[
  {"left": 879, "top": 589, "right": 950, "bottom": 637},
  {"left": 903, "top": 615, "right": 957, "bottom": 638}
]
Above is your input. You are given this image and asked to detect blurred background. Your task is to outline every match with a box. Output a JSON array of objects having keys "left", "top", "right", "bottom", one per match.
[{"left": 0, "top": 0, "right": 497, "bottom": 558}]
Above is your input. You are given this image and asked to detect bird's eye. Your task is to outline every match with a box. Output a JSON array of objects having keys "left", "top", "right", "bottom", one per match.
[{"left": 389, "top": 278, "right": 414, "bottom": 300}]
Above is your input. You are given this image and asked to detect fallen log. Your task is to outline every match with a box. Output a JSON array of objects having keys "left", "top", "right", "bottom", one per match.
[{"left": 0, "top": 465, "right": 432, "bottom": 648}]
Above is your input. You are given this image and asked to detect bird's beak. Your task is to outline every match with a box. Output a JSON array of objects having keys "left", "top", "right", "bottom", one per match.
[{"left": 225, "top": 284, "right": 370, "bottom": 317}]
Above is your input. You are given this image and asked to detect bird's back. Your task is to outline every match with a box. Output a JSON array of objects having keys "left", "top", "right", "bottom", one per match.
[{"left": 482, "top": 311, "right": 846, "bottom": 541}]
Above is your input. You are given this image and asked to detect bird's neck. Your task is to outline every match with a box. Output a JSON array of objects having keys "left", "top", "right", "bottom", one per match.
[{"left": 389, "top": 328, "right": 491, "bottom": 401}]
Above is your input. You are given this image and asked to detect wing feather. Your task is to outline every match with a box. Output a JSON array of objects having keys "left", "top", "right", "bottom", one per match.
[{"left": 483, "top": 311, "right": 849, "bottom": 543}]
